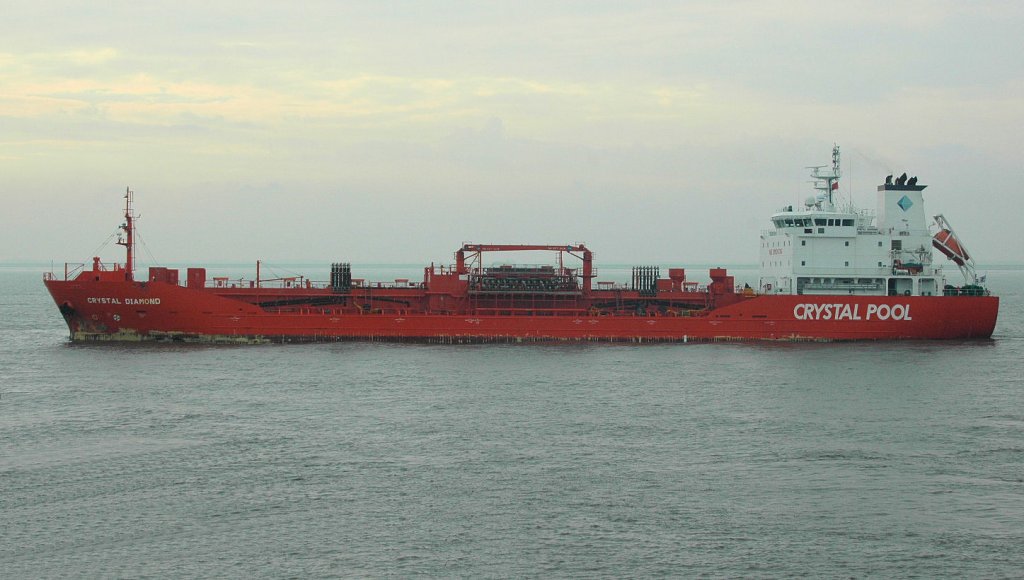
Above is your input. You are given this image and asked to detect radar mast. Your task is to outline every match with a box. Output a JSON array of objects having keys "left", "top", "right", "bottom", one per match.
[
  {"left": 115, "top": 187, "right": 137, "bottom": 281},
  {"left": 808, "top": 144, "right": 841, "bottom": 209}
]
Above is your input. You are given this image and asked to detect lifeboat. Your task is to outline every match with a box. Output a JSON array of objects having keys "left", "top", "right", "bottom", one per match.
[{"left": 933, "top": 229, "right": 970, "bottom": 266}]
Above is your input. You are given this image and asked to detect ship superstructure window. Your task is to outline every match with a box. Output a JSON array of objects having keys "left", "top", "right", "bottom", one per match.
[
  {"left": 815, "top": 219, "right": 826, "bottom": 226},
  {"left": 801, "top": 240, "right": 806, "bottom": 246},
  {"left": 845, "top": 241, "right": 850, "bottom": 246},
  {"left": 842, "top": 219, "right": 854, "bottom": 226},
  {"left": 818, "top": 228, "right": 824, "bottom": 234},
  {"left": 892, "top": 240, "right": 902, "bottom": 250}
]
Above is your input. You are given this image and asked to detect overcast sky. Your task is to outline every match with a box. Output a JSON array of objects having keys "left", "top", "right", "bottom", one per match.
[{"left": 3, "top": 1, "right": 1022, "bottom": 268}]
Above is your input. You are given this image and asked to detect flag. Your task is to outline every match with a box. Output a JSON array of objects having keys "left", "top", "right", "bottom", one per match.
[{"left": 831, "top": 181, "right": 839, "bottom": 191}]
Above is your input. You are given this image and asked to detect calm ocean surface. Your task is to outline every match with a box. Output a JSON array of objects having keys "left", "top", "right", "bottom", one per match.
[{"left": 2, "top": 264, "right": 1023, "bottom": 578}]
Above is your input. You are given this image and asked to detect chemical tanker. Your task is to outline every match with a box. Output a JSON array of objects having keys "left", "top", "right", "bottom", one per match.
[{"left": 44, "top": 147, "right": 998, "bottom": 342}]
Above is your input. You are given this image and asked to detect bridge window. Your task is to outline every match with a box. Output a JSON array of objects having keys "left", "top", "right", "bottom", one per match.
[
  {"left": 815, "top": 219, "right": 826, "bottom": 226},
  {"left": 842, "top": 219, "right": 854, "bottom": 226}
]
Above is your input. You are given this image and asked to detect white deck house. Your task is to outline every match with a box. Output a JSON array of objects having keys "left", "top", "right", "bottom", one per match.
[{"left": 759, "top": 147, "right": 953, "bottom": 297}]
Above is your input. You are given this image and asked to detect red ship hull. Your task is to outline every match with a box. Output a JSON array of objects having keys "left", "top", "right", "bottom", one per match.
[
  {"left": 44, "top": 190, "right": 999, "bottom": 343},
  {"left": 44, "top": 276, "right": 999, "bottom": 343}
]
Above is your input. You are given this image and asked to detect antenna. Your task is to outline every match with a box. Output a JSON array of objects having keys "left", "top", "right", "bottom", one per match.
[
  {"left": 115, "top": 187, "right": 137, "bottom": 281},
  {"left": 809, "top": 144, "right": 841, "bottom": 207}
]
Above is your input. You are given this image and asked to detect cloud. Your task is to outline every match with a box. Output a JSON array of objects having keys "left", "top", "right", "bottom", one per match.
[
  {"left": 0, "top": 47, "right": 119, "bottom": 68},
  {"left": 1, "top": 1, "right": 1022, "bottom": 264},
  {"left": 63, "top": 47, "right": 119, "bottom": 65}
]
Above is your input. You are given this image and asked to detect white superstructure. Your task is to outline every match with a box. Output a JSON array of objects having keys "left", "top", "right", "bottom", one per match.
[{"left": 759, "top": 146, "right": 949, "bottom": 297}]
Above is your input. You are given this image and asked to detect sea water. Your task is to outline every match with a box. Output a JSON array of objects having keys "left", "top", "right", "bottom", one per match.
[{"left": 2, "top": 265, "right": 1023, "bottom": 577}]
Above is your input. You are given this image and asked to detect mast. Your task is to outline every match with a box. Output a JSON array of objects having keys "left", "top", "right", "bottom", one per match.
[
  {"left": 116, "top": 187, "right": 136, "bottom": 281},
  {"left": 808, "top": 144, "right": 841, "bottom": 209}
]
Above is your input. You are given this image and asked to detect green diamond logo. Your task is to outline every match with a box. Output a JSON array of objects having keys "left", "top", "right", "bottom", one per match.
[{"left": 897, "top": 195, "right": 913, "bottom": 211}]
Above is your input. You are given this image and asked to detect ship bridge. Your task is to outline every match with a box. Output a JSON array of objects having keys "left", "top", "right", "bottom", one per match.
[{"left": 759, "top": 147, "right": 950, "bottom": 298}]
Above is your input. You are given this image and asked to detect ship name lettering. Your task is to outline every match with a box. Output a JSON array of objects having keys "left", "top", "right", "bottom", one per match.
[
  {"left": 865, "top": 303, "right": 911, "bottom": 321},
  {"left": 87, "top": 297, "right": 122, "bottom": 305},
  {"left": 124, "top": 298, "right": 161, "bottom": 305},
  {"left": 793, "top": 303, "right": 862, "bottom": 321},
  {"left": 793, "top": 303, "right": 912, "bottom": 321},
  {"left": 86, "top": 297, "right": 161, "bottom": 306}
]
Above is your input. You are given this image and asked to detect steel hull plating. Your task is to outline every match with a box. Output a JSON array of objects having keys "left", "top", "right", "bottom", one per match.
[{"left": 45, "top": 279, "right": 999, "bottom": 343}]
